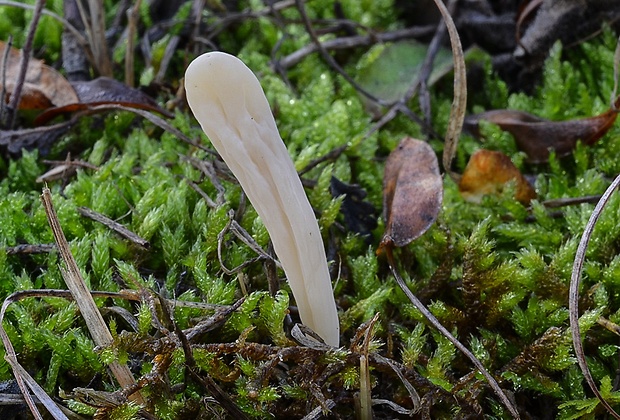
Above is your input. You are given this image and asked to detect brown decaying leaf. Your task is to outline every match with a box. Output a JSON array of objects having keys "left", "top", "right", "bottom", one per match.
[
  {"left": 35, "top": 77, "right": 173, "bottom": 125},
  {"left": 0, "top": 40, "right": 78, "bottom": 109},
  {"left": 380, "top": 137, "right": 443, "bottom": 250},
  {"left": 459, "top": 149, "right": 536, "bottom": 204},
  {"left": 465, "top": 106, "right": 619, "bottom": 163}
]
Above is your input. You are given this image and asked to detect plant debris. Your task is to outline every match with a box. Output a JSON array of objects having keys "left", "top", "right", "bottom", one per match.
[
  {"left": 459, "top": 149, "right": 536, "bottom": 203},
  {"left": 380, "top": 137, "right": 443, "bottom": 250},
  {"left": 0, "top": 40, "right": 78, "bottom": 110},
  {"left": 465, "top": 103, "right": 620, "bottom": 163}
]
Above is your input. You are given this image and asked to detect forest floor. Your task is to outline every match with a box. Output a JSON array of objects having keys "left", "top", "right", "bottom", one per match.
[{"left": 1, "top": 0, "right": 620, "bottom": 419}]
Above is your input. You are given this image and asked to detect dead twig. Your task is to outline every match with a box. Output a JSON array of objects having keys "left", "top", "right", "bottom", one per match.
[
  {"left": 182, "top": 155, "right": 227, "bottom": 206},
  {"left": 83, "top": 103, "right": 215, "bottom": 154},
  {"left": 542, "top": 195, "right": 603, "bottom": 208},
  {"left": 155, "top": 35, "right": 180, "bottom": 83},
  {"left": 217, "top": 209, "right": 281, "bottom": 276},
  {"left": 183, "top": 297, "right": 245, "bottom": 342},
  {"left": 0, "top": 36, "right": 12, "bottom": 126},
  {"left": 277, "top": 25, "right": 435, "bottom": 69},
  {"left": 77, "top": 206, "right": 150, "bottom": 248},
  {"left": 5, "top": 243, "right": 55, "bottom": 255},
  {"left": 7, "top": 0, "right": 45, "bottom": 129}
]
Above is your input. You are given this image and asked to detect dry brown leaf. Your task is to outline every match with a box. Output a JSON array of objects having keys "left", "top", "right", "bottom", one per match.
[
  {"left": 0, "top": 40, "right": 78, "bottom": 109},
  {"left": 465, "top": 106, "right": 619, "bottom": 163},
  {"left": 380, "top": 137, "right": 443, "bottom": 250},
  {"left": 459, "top": 149, "right": 536, "bottom": 204},
  {"left": 35, "top": 77, "right": 173, "bottom": 125}
]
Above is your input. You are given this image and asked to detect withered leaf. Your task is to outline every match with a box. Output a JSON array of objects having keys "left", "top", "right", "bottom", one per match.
[
  {"left": 34, "top": 77, "right": 173, "bottom": 125},
  {"left": 0, "top": 40, "right": 78, "bottom": 109},
  {"left": 459, "top": 149, "right": 536, "bottom": 204},
  {"left": 380, "top": 137, "right": 443, "bottom": 250},
  {"left": 465, "top": 107, "right": 619, "bottom": 163}
]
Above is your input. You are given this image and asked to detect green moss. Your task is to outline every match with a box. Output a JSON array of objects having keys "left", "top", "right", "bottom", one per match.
[{"left": 259, "top": 291, "right": 290, "bottom": 346}]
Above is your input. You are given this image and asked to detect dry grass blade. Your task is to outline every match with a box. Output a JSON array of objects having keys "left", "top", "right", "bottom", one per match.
[
  {"left": 40, "top": 188, "right": 143, "bottom": 404},
  {"left": 278, "top": 26, "right": 435, "bottom": 69},
  {"left": 433, "top": 0, "right": 466, "bottom": 183},
  {"left": 385, "top": 247, "right": 520, "bottom": 418},
  {"left": 569, "top": 174, "right": 620, "bottom": 419}
]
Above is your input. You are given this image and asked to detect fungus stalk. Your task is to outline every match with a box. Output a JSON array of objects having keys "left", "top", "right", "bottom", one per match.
[{"left": 185, "top": 52, "right": 340, "bottom": 347}]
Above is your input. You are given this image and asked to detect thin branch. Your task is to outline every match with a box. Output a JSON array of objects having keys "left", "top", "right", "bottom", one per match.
[
  {"left": 8, "top": 0, "right": 46, "bottom": 129},
  {"left": 277, "top": 25, "right": 435, "bottom": 69},
  {"left": 77, "top": 206, "right": 150, "bottom": 248},
  {"left": 0, "top": 36, "right": 12, "bottom": 127}
]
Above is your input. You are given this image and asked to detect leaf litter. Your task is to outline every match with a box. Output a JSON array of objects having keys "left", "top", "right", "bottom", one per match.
[
  {"left": 0, "top": 40, "right": 78, "bottom": 110},
  {"left": 459, "top": 149, "right": 536, "bottom": 204},
  {"left": 380, "top": 137, "right": 442, "bottom": 250},
  {"left": 465, "top": 101, "right": 620, "bottom": 163}
]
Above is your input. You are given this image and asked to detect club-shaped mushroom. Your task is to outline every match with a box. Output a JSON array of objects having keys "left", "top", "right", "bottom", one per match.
[{"left": 185, "top": 52, "right": 340, "bottom": 347}]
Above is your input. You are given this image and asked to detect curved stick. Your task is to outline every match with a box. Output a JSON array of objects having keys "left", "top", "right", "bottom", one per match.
[{"left": 569, "top": 174, "right": 620, "bottom": 419}]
